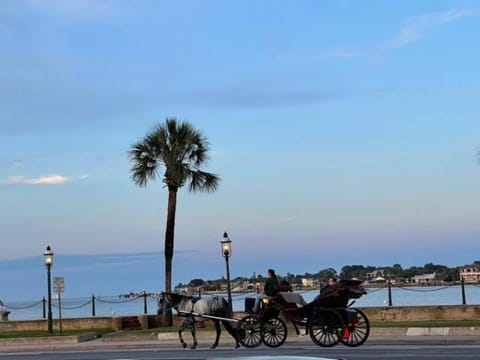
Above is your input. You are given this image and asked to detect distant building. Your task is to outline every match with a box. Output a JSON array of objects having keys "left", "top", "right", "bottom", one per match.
[
  {"left": 301, "top": 278, "right": 314, "bottom": 287},
  {"left": 412, "top": 273, "right": 436, "bottom": 284},
  {"left": 460, "top": 264, "right": 480, "bottom": 283},
  {"left": 366, "top": 270, "right": 386, "bottom": 283}
]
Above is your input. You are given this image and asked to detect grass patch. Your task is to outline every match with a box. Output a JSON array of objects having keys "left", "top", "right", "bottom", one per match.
[
  {"left": 154, "top": 320, "right": 480, "bottom": 332},
  {"left": 0, "top": 328, "right": 115, "bottom": 339},
  {"left": 371, "top": 320, "right": 480, "bottom": 327}
]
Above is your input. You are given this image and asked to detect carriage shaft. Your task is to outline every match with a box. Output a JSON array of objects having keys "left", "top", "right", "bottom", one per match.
[{"left": 177, "top": 311, "right": 239, "bottom": 323}]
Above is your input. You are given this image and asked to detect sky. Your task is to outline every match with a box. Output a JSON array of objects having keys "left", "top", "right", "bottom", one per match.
[{"left": 1, "top": 0, "right": 480, "bottom": 300}]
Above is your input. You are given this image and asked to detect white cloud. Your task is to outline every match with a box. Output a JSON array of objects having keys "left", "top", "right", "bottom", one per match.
[
  {"left": 388, "top": 9, "right": 477, "bottom": 49},
  {"left": 78, "top": 174, "right": 90, "bottom": 180},
  {"left": 321, "top": 8, "right": 478, "bottom": 59},
  {"left": 1, "top": 174, "right": 70, "bottom": 185}
]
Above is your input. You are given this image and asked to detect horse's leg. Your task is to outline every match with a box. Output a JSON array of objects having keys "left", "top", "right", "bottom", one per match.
[
  {"left": 190, "top": 320, "right": 198, "bottom": 349},
  {"left": 178, "top": 318, "right": 188, "bottom": 348},
  {"left": 210, "top": 320, "right": 221, "bottom": 349},
  {"left": 222, "top": 320, "right": 241, "bottom": 348}
]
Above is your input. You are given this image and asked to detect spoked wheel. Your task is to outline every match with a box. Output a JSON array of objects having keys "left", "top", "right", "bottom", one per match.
[
  {"left": 262, "top": 317, "right": 287, "bottom": 348},
  {"left": 307, "top": 308, "right": 343, "bottom": 347},
  {"left": 340, "top": 308, "right": 370, "bottom": 347},
  {"left": 238, "top": 315, "right": 263, "bottom": 348}
]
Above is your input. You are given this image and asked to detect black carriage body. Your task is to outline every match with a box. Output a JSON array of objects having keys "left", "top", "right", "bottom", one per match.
[{"left": 239, "top": 279, "right": 370, "bottom": 349}]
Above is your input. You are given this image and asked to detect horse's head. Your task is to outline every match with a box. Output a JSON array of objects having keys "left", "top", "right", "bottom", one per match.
[{"left": 157, "top": 292, "right": 184, "bottom": 315}]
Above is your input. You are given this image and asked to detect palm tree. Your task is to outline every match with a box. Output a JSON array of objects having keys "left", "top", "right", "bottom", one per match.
[{"left": 129, "top": 118, "right": 220, "bottom": 325}]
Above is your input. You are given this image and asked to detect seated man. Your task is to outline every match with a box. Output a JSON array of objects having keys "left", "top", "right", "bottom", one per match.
[
  {"left": 320, "top": 277, "right": 338, "bottom": 296},
  {"left": 252, "top": 268, "right": 279, "bottom": 313},
  {"left": 300, "top": 278, "right": 340, "bottom": 319}
]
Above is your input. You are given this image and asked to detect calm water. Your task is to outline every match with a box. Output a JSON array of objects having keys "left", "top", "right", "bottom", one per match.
[{"left": 3, "top": 285, "right": 480, "bottom": 321}]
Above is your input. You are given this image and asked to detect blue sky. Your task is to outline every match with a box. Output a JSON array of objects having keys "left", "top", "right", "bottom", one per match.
[{"left": 1, "top": 0, "right": 480, "bottom": 300}]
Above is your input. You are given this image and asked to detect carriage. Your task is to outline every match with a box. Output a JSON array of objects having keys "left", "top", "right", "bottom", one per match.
[{"left": 237, "top": 279, "right": 370, "bottom": 348}]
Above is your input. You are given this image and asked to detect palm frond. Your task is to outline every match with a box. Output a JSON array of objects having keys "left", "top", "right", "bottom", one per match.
[
  {"left": 188, "top": 170, "right": 220, "bottom": 193},
  {"left": 128, "top": 141, "right": 160, "bottom": 187}
]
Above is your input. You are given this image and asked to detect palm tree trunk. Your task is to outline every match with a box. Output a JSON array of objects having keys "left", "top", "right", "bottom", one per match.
[{"left": 163, "top": 186, "right": 177, "bottom": 326}]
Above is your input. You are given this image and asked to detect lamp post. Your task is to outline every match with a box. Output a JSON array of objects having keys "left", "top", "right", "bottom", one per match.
[
  {"left": 387, "top": 274, "right": 392, "bottom": 307},
  {"left": 220, "top": 232, "right": 232, "bottom": 314},
  {"left": 43, "top": 245, "right": 54, "bottom": 335}
]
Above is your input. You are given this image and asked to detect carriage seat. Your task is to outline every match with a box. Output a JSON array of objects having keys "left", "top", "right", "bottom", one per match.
[{"left": 276, "top": 292, "right": 307, "bottom": 308}]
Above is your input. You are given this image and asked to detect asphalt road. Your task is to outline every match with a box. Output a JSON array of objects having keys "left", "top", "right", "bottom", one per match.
[{"left": 2, "top": 344, "right": 480, "bottom": 360}]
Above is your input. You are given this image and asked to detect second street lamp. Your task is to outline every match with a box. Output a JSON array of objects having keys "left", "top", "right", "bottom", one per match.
[
  {"left": 43, "top": 245, "right": 54, "bottom": 335},
  {"left": 220, "top": 232, "right": 232, "bottom": 314}
]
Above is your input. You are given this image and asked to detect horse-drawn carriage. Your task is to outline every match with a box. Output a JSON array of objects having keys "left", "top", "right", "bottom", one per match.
[
  {"left": 158, "top": 279, "right": 369, "bottom": 349},
  {"left": 238, "top": 279, "right": 370, "bottom": 348}
]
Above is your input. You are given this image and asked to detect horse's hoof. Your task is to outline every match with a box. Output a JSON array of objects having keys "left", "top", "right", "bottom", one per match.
[
  {"left": 190, "top": 346, "right": 197, "bottom": 350},
  {"left": 182, "top": 343, "right": 187, "bottom": 349},
  {"left": 235, "top": 344, "right": 240, "bottom": 349},
  {"left": 210, "top": 345, "right": 217, "bottom": 349}
]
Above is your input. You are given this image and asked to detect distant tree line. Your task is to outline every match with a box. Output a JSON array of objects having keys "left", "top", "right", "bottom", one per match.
[
  {"left": 339, "top": 262, "right": 462, "bottom": 282},
  {"left": 176, "top": 261, "right": 479, "bottom": 291}
]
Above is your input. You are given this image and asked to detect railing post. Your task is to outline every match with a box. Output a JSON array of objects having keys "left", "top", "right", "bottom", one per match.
[
  {"left": 143, "top": 292, "right": 148, "bottom": 315},
  {"left": 42, "top": 297, "right": 46, "bottom": 319},
  {"left": 92, "top": 294, "right": 96, "bottom": 316},
  {"left": 461, "top": 276, "right": 466, "bottom": 305},
  {"left": 387, "top": 276, "right": 392, "bottom": 306}
]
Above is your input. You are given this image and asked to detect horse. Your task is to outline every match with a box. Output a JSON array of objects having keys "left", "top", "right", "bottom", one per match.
[{"left": 157, "top": 292, "right": 240, "bottom": 349}]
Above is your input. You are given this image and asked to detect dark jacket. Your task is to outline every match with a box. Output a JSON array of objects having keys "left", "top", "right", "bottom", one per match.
[{"left": 264, "top": 276, "right": 279, "bottom": 296}]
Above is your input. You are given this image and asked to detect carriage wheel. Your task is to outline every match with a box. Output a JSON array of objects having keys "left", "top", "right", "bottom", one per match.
[
  {"left": 340, "top": 308, "right": 370, "bottom": 347},
  {"left": 238, "top": 315, "right": 263, "bottom": 348},
  {"left": 307, "top": 309, "right": 343, "bottom": 347},
  {"left": 262, "top": 317, "right": 287, "bottom": 348}
]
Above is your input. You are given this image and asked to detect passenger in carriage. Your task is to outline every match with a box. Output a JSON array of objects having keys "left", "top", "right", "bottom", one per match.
[
  {"left": 300, "top": 277, "right": 339, "bottom": 319},
  {"left": 313, "top": 277, "right": 340, "bottom": 301},
  {"left": 252, "top": 268, "right": 279, "bottom": 313},
  {"left": 320, "top": 277, "right": 338, "bottom": 295}
]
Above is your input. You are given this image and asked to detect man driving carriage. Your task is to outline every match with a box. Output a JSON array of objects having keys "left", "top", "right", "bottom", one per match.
[{"left": 252, "top": 268, "right": 279, "bottom": 313}]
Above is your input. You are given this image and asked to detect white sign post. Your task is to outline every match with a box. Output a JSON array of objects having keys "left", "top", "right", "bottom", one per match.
[{"left": 53, "top": 277, "right": 64, "bottom": 334}]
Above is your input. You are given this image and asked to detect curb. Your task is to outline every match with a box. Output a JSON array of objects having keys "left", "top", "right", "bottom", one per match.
[{"left": 2, "top": 328, "right": 480, "bottom": 353}]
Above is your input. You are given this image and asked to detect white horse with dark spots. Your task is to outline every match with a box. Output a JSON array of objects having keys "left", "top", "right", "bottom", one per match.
[{"left": 158, "top": 292, "right": 240, "bottom": 349}]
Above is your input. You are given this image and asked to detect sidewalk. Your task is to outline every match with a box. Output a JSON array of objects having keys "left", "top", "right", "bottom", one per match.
[{"left": 1, "top": 328, "right": 480, "bottom": 353}]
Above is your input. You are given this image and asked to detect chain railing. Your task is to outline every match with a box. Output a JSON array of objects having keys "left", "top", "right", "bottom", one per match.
[
  {"left": 3, "top": 299, "right": 44, "bottom": 310},
  {"left": 369, "top": 276, "right": 479, "bottom": 306},
  {"left": 0, "top": 291, "right": 160, "bottom": 320}
]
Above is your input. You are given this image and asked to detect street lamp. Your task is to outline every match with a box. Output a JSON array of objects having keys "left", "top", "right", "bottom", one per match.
[
  {"left": 43, "top": 245, "right": 54, "bottom": 334},
  {"left": 220, "top": 232, "right": 232, "bottom": 313}
]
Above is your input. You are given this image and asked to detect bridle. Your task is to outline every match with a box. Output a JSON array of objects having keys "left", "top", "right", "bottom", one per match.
[{"left": 159, "top": 292, "right": 177, "bottom": 313}]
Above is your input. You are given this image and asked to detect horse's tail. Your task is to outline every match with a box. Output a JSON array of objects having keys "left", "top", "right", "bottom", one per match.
[
  {"left": 219, "top": 297, "right": 239, "bottom": 344},
  {"left": 221, "top": 318, "right": 239, "bottom": 341}
]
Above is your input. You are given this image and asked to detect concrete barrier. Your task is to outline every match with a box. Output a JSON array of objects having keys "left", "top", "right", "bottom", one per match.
[{"left": 360, "top": 305, "right": 480, "bottom": 321}]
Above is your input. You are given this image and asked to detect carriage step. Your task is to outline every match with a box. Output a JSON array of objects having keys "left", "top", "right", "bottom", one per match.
[{"left": 121, "top": 316, "right": 142, "bottom": 330}]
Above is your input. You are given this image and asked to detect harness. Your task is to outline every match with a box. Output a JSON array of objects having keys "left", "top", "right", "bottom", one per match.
[{"left": 162, "top": 293, "right": 202, "bottom": 321}]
